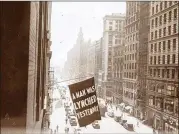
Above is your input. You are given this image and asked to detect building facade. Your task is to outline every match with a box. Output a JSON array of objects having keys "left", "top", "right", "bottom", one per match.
[
  {"left": 146, "top": 1, "right": 178, "bottom": 133},
  {"left": 123, "top": 2, "right": 139, "bottom": 114},
  {"left": 135, "top": 2, "right": 150, "bottom": 120},
  {"left": 112, "top": 16, "right": 125, "bottom": 104},
  {"left": 102, "top": 13, "right": 125, "bottom": 103},
  {"left": 1, "top": 2, "right": 52, "bottom": 133},
  {"left": 94, "top": 38, "right": 103, "bottom": 97}
]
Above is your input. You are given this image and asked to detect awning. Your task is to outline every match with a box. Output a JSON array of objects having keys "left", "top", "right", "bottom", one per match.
[{"left": 125, "top": 106, "right": 132, "bottom": 110}]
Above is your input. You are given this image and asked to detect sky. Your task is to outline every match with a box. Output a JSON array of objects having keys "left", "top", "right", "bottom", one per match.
[{"left": 50, "top": 2, "right": 126, "bottom": 68}]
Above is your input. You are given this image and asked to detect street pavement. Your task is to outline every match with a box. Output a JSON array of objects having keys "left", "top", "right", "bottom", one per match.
[
  {"left": 49, "top": 93, "right": 154, "bottom": 134},
  {"left": 49, "top": 100, "right": 149, "bottom": 134}
]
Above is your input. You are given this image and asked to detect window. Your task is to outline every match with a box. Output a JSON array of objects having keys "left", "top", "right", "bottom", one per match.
[
  {"left": 159, "top": 42, "right": 161, "bottom": 52},
  {"left": 164, "top": 13, "right": 167, "bottom": 23},
  {"left": 167, "top": 55, "right": 170, "bottom": 64},
  {"left": 163, "top": 27, "right": 166, "bottom": 36},
  {"left": 155, "top": 30, "right": 157, "bottom": 39},
  {"left": 168, "top": 26, "right": 171, "bottom": 35},
  {"left": 172, "top": 69, "right": 175, "bottom": 79},
  {"left": 159, "top": 29, "right": 161, "bottom": 37},
  {"left": 162, "top": 69, "right": 165, "bottom": 78},
  {"left": 164, "top": 1, "right": 167, "bottom": 8},
  {"left": 151, "top": 32, "right": 153, "bottom": 40},
  {"left": 154, "top": 43, "right": 157, "bottom": 52},
  {"left": 156, "top": 5, "right": 158, "bottom": 13},
  {"left": 169, "top": 1, "right": 172, "bottom": 6},
  {"left": 109, "top": 21, "right": 113, "bottom": 25},
  {"left": 152, "top": 7, "right": 154, "bottom": 15},
  {"left": 173, "top": 24, "right": 177, "bottom": 33},
  {"left": 158, "top": 56, "right": 160, "bottom": 64},
  {"left": 155, "top": 17, "right": 158, "bottom": 27},
  {"left": 159, "top": 16, "right": 162, "bottom": 25},
  {"left": 150, "top": 69, "right": 152, "bottom": 76},
  {"left": 154, "top": 69, "right": 156, "bottom": 77},
  {"left": 172, "top": 54, "right": 175, "bottom": 64},
  {"left": 167, "top": 69, "right": 170, "bottom": 78},
  {"left": 173, "top": 39, "right": 176, "bottom": 50},
  {"left": 160, "top": 2, "right": 163, "bottom": 11},
  {"left": 154, "top": 56, "right": 156, "bottom": 64},
  {"left": 174, "top": 9, "right": 177, "bottom": 20},
  {"left": 151, "top": 44, "right": 153, "bottom": 52},
  {"left": 169, "top": 11, "right": 172, "bottom": 22},
  {"left": 168, "top": 40, "right": 171, "bottom": 51},
  {"left": 150, "top": 56, "right": 153, "bottom": 64},
  {"left": 152, "top": 19, "right": 154, "bottom": 28},
  {"left": 163, "top": 41, "right": 166, "bottom": 51},
  {"left": 157, "top": 69, "right": 160, "bottom": 77},
  {"left": 109, "top": 26, "right": 112, "bottom": 30},
  {"left": 163, "top": 55, "right": 165, "bottom": 64}
]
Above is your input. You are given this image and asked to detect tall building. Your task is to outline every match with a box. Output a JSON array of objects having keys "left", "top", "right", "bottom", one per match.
[
  {"left": 112, "top": 16, "right": 125, "bottom": 105},
  {"left": 123, "top": 1, "right": 140, "bottom": 115},
  {"left": 102, "top": 13, "right": 125, "bottom": 103},
  {"left": 136, "top": 2, "right": 150, "bottom": 120},
  {"left": 87, "top": 40, "right": 95, "bottom": 77},
  {"left": 146, "top": 1, "right": 178, "bottom": 132},
  {"left": 1, "top": 2, "right": 52, "bottom": 133},
  {"left": 94, "top": 38, "right": 103, "bottom": 97}
]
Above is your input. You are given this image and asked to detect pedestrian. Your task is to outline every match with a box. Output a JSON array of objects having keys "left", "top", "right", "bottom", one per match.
[
  {"left": 137, "top": 121, "right": 139, "bottom": 127},
  {"left": 153, "top": 128, "right": 156, "bottom": 134},
  {"left": 65, "top": 118, "right": 68, "bottom": 124},
  {"left": 56, "top": 125, "right": 59, "bottom": 132}
]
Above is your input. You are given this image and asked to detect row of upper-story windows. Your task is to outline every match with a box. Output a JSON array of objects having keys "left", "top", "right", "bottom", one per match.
[
  {"left": 124, "top": 81, "right": 136, "bottom": 89},
  {"left": 149, "top": 68, "right": 177, "bottom": 79},
  {"left": 125, "top": 43, "right": 138, "bottom": 52},
  {"left": 125, "top": 23, "right": 139, "bottom": 34},
  {"left": 124, "top": 63, "right": 137, "bottom": 70},
  {"left": 124, "top": 53, "right": 137, "bottom": 61},
  {"left": 150, "top": 38, "right": 177, "bottom": 53},
  {"left": 151, "top": 1, "right": 178, "bottom": 15},
  {"left": 150, "top": 24, "right": 177, "bottom": 40},
  {"left": 124, "top": 72, "right": 137, "bottom": 79},
  {"left": 151, "top": 8, "right": 178, "bottom": 28},
  {"left": 125, "top": 32, "right": 139, "bottom": 42},
  {"left": 149, "top": 54, "right": 177, "bottom": 65}
]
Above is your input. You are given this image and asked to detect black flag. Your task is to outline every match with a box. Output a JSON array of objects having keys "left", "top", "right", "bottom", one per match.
[{"left": 68, "top": 77, "right": 101, "bottom": 127}]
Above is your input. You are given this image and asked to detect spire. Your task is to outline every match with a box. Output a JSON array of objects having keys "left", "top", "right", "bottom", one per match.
[
  {"left": 76, "top": 27, "right": 84, "bottom": 45},
  {"left": 78, "top": 27, "right": 83, "bottom": 38}
]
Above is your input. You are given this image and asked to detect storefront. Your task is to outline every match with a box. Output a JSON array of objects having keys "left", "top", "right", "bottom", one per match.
[{"left": 163, "top": 116, "right": 178, "bottom": 133}]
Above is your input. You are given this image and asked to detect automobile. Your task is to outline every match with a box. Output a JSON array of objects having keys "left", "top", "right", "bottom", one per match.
[
  {"left": 92, "top": 120, "right": 100, "bottom": 129},
  {"left": 76, "top": 128, "right": 83, "bottom": 134},
  {"left": 123, "top": 123, "right": 134, "bottom": 131},
  {"left": 107, "top": 110, "right": 114, "bottom": 117},
  {"left": 119, "top": 119, "right": 127, "bottom": 126},
  {"left": 114, "top": 116, "right": 122, "bottom": 122},
  {"left": 70, "top": 117, "right": 77, "bottom": 126}
]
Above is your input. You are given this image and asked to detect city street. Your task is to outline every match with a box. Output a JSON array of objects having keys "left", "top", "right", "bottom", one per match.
[{"left": 49, "top": 98, "right": 153, "bottom": 134}]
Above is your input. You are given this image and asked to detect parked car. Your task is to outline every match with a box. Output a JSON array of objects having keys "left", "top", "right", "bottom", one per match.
[
  {"left": 92, "top": 121, "right": 100, "bottom": 129},
  {"left": 114, "top": 116, "right": 122, "bottom": 122},
  {"left": 76, "top": 128, "right": 83, "bottom": 134},
  {"left": 107, "top": 110, "right": 114, "bottom": 117},
  {"left": 70, "top": 117, "right": 77, "bottom": 126},
  {"left": 123, "top": 123, "right": 134, "bottom": 131},
  {"left": 119, "top": 119, "right": 127, "bottom": 126}
]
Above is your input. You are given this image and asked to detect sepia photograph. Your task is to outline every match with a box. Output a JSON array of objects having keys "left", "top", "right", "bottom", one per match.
[{"left": 0, "top": 1, "right": 178, "bottom": 134}]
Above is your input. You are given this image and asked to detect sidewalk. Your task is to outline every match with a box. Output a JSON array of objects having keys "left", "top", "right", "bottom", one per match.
[{"left": 110, "top": 104, "right": 153, "bottom": 134}]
